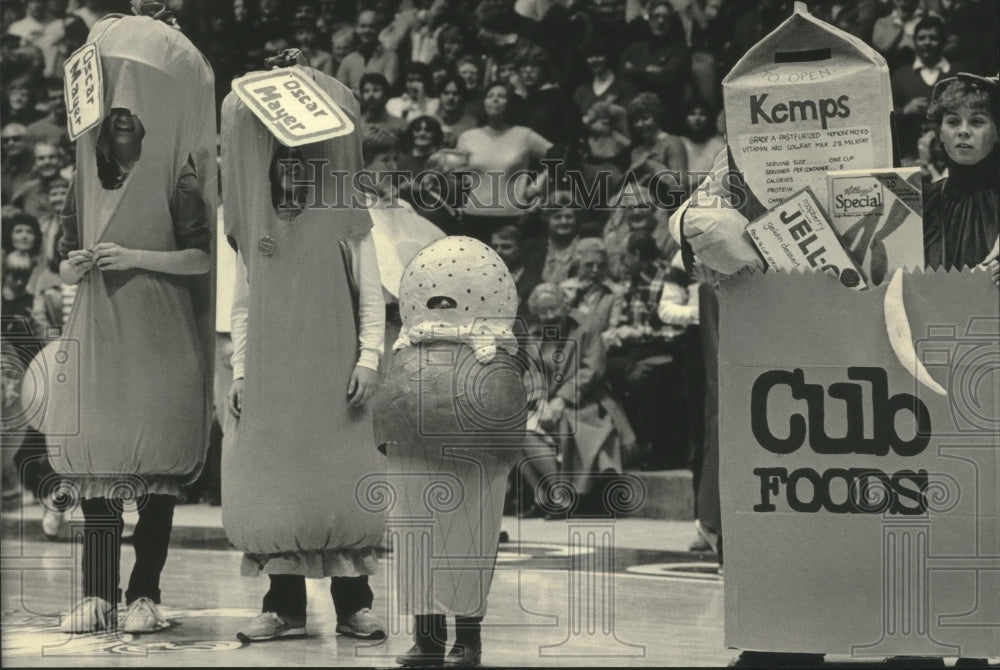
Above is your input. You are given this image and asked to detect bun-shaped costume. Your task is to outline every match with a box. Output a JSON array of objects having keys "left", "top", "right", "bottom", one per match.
[
  {"left": 220, "top": 65, "right": 386, "bottom": 576},
  {"left": 374, "top": 236, "right": 527, "bottom": 616},
  {"left": 44, "top": 15, "right": 216, "bottom": 497}
]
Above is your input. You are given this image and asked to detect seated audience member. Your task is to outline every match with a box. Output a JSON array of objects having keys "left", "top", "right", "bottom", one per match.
[
  {"left": 489, "top": 223, "right": 542, "bottom": 329},
  {"left": 522, "top": 282, "right": 628, "bottom": 517},
  {"left": 559, "top": 237, "right": 619, "bottom": 334},
  {"left": 25, "top": 78, "right": 68, "bottom": 147},
  {"left": 679, "top": 98, "right": 726, "bottom": 190},
  {"left": 36, "top": 176, "right": 68, "bottom": 269},
  {"left": 358, "top": 72, "right": 408, "bottom": 137},
  {"left": 619, "top": 0, "right": 691, "bottom": 105},
  {"left": 532, "top": 192, "right": 584, "bottom": 286},
  {"left": 337, "top": 8, "right": 399, "bottom": 95},
  {"left": 387, "top": 62, "right": 440, "bottom": 122},
  {"left": 293, "top": 21, "right": 334, "bottom": 74},
  {"left": 603, "top": 185, "right": 676, "bottom": 282},
  {"left": 580, "top": 100, "right": 630, "bottom": 193},
  {"left": 4, "top": 78, "right": 45, "bottom": 127},
  {"left": 2, "top": 124, "right": 35, "bottom": 203},
  {"left": 872, "top": 0, "right": 926, "bottom": 72},
  {"left": 400, "top": 148, "right": 470, "bottom": 236},
  {"left": 456, "top": 54, "right": 484, "bottom": 105},
  {"left": 435, "top": 75, "right": 477, "bottom": 148},
  {"left": 329, "top": 27, "right": 357, "bottom": 78},
  {"left": 398, "top": 115, "right": 444, "bottom": 174},
  {"left": 573, "top": 40, "right": 637, "bottom": 124},
  {"left": 602, "top": 231, "right": 690, "bottom": 470},
  {"left": 12, "top": 141, "right": 62, "bottom": 220},
  {"left": 627, "top": 92, "right": 688, "bottom": 188},
  {"left": 513, "top": 43, "right": 584, "bottom": 148},
  {"left": 891, "top": 16, "right": 965, "bottom": 162}
]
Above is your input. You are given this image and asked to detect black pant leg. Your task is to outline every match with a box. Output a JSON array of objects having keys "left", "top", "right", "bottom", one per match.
[
  {"left": 263, "top": 574, "right": 307, "bottom": 620},
  {"left": 124, "top": 494, "right": 175, "bottom": 605},
  {"left": 80, "top": 497, "right": 124, "bottom": 604},
  {"left": 330, "top": 575, "right": 373, "bottom": 619}
]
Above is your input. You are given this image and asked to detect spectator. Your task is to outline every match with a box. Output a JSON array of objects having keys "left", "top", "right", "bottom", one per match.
[
  {"left": 72, "top": 0, "right": 111, "bottom": 29},
  {"left": 679, "top": 97, "right": 725, "bottom": 189},
  {"left": 513, "top": 43, "right": 584, "bottom": 147},
  {"left": 329, "top": 27, "right": 356, "bottom": 78},
  {"left": 490, "top": 223, "right": 543, "bottom": 326},
  {"left": 602, "top": 231, "right": 689, "bottom": 470},
  {"left": 386, "top": 62, "right": 440, "bottom": 122},
  {"left": 435, "top": 74, "right": 476, "bottom": 147},
  {"left": 602, "top": 185, "right": 675, "bottom": 281},
  {"left": 336, "top": 8, "right": 399, "bottom": 95},
  {"left": 401, "top": 148, "right": 469, "bottom": 235},
  {"left": 619, "top": 0, "right": 691, "bottom": 107},
  {"left": 12, "top": 141, "right": 62, "bottom": 219},
  {"left": 455, "top": 82, "right": 552, "bottom": 242},
  {"left": 872, "top": 0, "right": 926, "bottom": 71},
  {"left": 523, "top": 281, "right": 626, "bottom": 517},
  {"left": 36, "top": 175, "right": 67, "bottom": 268},
  {"left": 456, "top": 54, "right": 483, "bottom": 102},
  {"left": 4, "top": 77, "right": 45, "bottom": 126},
  {"left": 26, "top": 77, "right": 68, "bottom": 146},
  {"left": 398, "top": 115, "right": 443, "bottom": 173},
  {"left": 2, "top": 123, "right": 34, "bottom": 203},
  {"left": 559, "top": 237, "right": 619, "bottom": 333},
  {"left": 627, "top": 92, "right": 688, "bottom": 188},
  {"left": 293, "top": 21, "right": 334, "bottom": 74},
  {"left": 358, "top": 72, "right": 408, "bottom": 137},
  {"left": 580, "top": 100, "right": 631, "bottom": 192},
  {"left": 573, "top": 40, "right": 637, "bottom": 124},
  {"left": 537, "top": 191, "right": 582, "bottom": 285},
  {"left": 1, "top": 250, "right": 41, "bottom": 351},
  {"left": 436, "top": 22, "right": 469, "bottom": 71},
  {"left": 7, "top": 0, "right": 51, "bottom": 46},
  {"left": 891, "top": 16, "right": 961, "bottom": 161}
]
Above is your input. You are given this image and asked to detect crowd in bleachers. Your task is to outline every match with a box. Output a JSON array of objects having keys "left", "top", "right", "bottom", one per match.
[{"left": 3, "top": 0, "right": 998, "bottom": 521}]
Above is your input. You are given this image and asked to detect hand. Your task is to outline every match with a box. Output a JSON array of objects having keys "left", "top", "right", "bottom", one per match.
[
  {"left": 903, "top": 97, "right": 929, "bottom": 115},
  {"left": 228, "top": 377, "right": 245, "bottom": 417},
  {"left": 980, "top": 238, "right": 999, "bottom": 287},
  {"left": 347, "top": 365, "right": 379, "bottom": 409},
  {"left": 540, "top": 396, "right": 566, "bottom": 427},
  {"left": 64, "top": 249, "right": 95, "bottom": 282},
  {"left": 93, "top": 243, "right": 139, "bottom": 271}
]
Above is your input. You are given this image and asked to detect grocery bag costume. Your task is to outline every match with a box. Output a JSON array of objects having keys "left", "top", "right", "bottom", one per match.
[
  {"left": 43, "top": 15, "right": 216, "bottom": 500},
  {"left": 220, "top": 66, "right": 385, "bottom": 576},
  {"left": 374, "top": 237, "right": 527, "bottom": 616}
]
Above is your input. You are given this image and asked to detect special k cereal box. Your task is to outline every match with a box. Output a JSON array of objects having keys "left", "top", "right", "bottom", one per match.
[{"left": 826, "top": 166, "right": 924, "bottom": 286}]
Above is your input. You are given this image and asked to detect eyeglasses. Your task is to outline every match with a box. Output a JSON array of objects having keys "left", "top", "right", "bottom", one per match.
[{"left": 2, "top": 136, "right": 25, "bottom": 143}]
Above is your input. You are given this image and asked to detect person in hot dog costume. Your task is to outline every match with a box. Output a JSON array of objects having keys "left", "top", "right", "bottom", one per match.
[
  {"left": 221, "top": 54, "right": 387, "bottom": 643},
  {"left": 45, "top": 8, "right": 216, "bottom": 634}
]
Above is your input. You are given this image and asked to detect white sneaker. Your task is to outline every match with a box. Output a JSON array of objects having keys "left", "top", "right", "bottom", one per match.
[
  {"left": 336, "top": 607, "right": 385, "bottom": 639},
  {"left": 120, "top": 597, "right": 169, "bottom": 633},
  {"left": 60, "top": 596, "right": 116, "bottom": 633},
  {"left": 236, "top": 612, "right": 306, "bottom": 642}
]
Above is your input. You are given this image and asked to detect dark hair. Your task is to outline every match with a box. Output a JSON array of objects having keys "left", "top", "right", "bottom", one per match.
[
  {"left": 359, "top": 72, "right": 391, "bottom": 94},
  {"left": 491, "top": 224, "right": 523, "bottom": 246},
  {"left": 516, "top": 43, "right": 550, "bottom": 74},
  {"left": 2, "top": 211, "right": 43, "bottom": 256},
  {"left": 914, "top": 16, "right": 947, "bottom": 39},
  {"left": 928, "top": 78, "right": 999, "bottom": 126},
  {"left": 627, "top": 92, "right": 665, "bottom": 128},
  {"left": 362, "top": 124, "right": 399, "bottom": 165},
  {"left": 626, "top": 230, "right": 660, "bottom": 262},
  {"left": 436, "top": 23, "right": 466, "bottom": 55},
  {"left": 477, "top": 81, "right": 517, "bottom": 126},
  {"left": 404, "top": 61, "right": 434, "bottom": 95},
  {"left": 437, "top": 74, "right": 467, "bottom": 103},
  {"left": 406, "top": 115, "right": 444, "bottom": 150}
]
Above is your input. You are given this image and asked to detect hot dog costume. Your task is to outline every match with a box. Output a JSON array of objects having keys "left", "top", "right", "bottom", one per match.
[
  {"left": 220, "top": 64, "right": 386, "bottom": 577},
  {"left": 43, "top": 15, "right": 216, "bottom": 498}
]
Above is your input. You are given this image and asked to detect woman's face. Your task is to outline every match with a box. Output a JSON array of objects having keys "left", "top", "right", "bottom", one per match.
[
  {"left": 586, "top": 54, "right": 609, "bottom": 76},
  {"left": 940, "top": 105, "right": 998, "bottom": 166},
  {"left": 442, "top": 38, "right": 463, "bottom": 61},
  {"left": 405, "top": 73, "right": 425, "bottom": 99},
  {"left": 632, "top": 113, "right": 659, "bottom": 141},
  {"left": 577, "top": 254, "right": 606, "bottom": 285},
  {"left": 483, "top": 85, "right": 508, "bottom": 120},
  {"left": 686, "top": 106, "right": 710, "bottom": 135},
  {"left": 547, "top": 208, "right": 577, "bottom": 238},
  {"left": 439, "top": 81, "right": 462, "bottom": 112},
  {"left": 458, "top": 62, "right": 479, "bottom": 90},
  {"left": 411, "top": 121, "right": 436, "bottom": 149},
  {"left": 8, "top": 87, "right": 29, "bottom": 112},
  {"left": 10, "top": 224, "right": 36, "bottom": 252}
]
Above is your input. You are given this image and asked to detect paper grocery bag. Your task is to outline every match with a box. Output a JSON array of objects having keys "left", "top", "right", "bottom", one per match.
[
  {"left": 722, "top": 2, "right": 893, "bottom": 213},
  {"left": 718, "top": 269, "right": 999, "bottom": 656}
]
